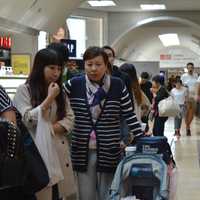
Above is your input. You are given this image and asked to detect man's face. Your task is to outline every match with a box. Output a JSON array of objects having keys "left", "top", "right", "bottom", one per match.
[
  {"left": 104, "top": 49, "right": 115, "bottom": 66},
  {"left": 140, "top": 78, "right": 147, "bottom": 84},
  {"left": 187, "top": 64, "right": 194, "bottom": 75}
]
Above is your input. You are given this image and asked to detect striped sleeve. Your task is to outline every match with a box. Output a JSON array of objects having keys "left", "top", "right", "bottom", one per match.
[
  {"left": 63, "top": 79, "right": 72, "bottom": 96},
  {"left": 120, "top": 85, "right": 142, "bottom": 137},
  {"left": 0, "top": 86, "right": 13, "bottom": 114}
]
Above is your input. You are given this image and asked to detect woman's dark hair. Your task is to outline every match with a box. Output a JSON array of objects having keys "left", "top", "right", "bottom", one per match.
[
  {"left": 102, "top": 45, "right": 115, "bottom": 58},
  {"left": 175, "top": 77, "right": 182, "bottom": 84},
  {"left": 26, "top": 48, "right": 66, "bottom": 120},
  {"left": 120, "top": 63, "right": 142, "bottom": 106},
  {"left": 152, "top": 75, "right": 163, "bottom": 85},
  {"left": 47, "top": 42, "right": 68, "bottom": 65},
  {"left": 83, "top": 46, "right": 109, "bottom": 66}
]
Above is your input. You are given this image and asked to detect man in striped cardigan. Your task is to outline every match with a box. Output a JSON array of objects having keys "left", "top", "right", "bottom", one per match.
[{"left": 63, "top": 46, "right": 142, "bottom": 200}]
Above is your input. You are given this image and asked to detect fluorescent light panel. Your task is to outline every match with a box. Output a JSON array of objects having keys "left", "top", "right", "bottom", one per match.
[
  {"left": 159, "top": 33, "right": 180, "bottom": 47},
  {"left": 140, "top": 4, "right": 166, "bottom": 10},
  {"left": 88, "top": 0, "right": 116, "bottom": 7}
]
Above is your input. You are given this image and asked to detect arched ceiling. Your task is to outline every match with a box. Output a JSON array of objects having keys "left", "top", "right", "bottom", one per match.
[
  {"left": 0, "top": 0, "right": 84, "bottom": 33},
  {"left": 113, "top": 20, "right": 200, "bottom": 62},
  {"left": 80, "top": 0, "right": 200, "bottom": 12}
]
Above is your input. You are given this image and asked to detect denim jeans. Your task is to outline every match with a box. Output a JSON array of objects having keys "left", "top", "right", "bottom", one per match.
[{"left": 174, "top": 105, "right": 185, "bottom": 130}]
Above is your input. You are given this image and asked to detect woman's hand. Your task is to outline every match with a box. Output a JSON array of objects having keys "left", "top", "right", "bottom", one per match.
[
  {"left": 53, "top": 122, "right": 66, "bottom": 135},
  {"left": 48, "top": 82, "right": 60, "bottom": 99},
  {"left": 41, "top": 83, "right": 60, "bottom": 114}
]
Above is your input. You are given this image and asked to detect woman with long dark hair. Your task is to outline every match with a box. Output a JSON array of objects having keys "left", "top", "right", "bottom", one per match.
[
  {"left": 13, "top": 48, "right": 76, "bottom": 200},
  {"left": 120, "top": 63, "right": 150, "bottom": 123}
]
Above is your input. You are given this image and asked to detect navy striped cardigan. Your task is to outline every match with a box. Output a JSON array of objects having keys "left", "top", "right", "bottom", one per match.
[{"left": 64, "top": 75, "right": 142, "bottom": 173}]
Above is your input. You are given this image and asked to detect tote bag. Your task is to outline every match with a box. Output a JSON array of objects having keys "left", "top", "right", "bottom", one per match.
[
  {"left": 158, "top": 96, "right": 180, "bottom": 117},
  {"left": 34, "top": 108, "right": 64, "bottom": 186}
]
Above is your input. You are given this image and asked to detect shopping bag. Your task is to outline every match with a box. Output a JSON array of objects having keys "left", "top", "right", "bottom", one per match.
[
  {"left": 34, "top": 107, "right": 64, "bottom": 186},
  {"left": 158, "top": 96, "right": 180, "bottom": 117}
]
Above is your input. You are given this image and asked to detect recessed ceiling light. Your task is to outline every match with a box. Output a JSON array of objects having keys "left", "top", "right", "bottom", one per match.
[
  {"left": 158, "top": 33, "right": 180, "bottom": 47},
  {"left": 88, "top": 0, "right": 116, "bottom": 7},
  {"left": 140, "top": 4, "right": 166, "bottom": 10}
]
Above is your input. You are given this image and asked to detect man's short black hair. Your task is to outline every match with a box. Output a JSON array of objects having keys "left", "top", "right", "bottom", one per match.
[
  {"left": 141, "top": 72, "right": 150, "bottom": 80},
  {"left": 47, "top": 42, "right": 68, "bottom": 65},
  {"left": 102, "top": 45, "right": 115, "bottom": 57},
  {"left": 187, "top": 62, "right": 194, "bottom": 67}
]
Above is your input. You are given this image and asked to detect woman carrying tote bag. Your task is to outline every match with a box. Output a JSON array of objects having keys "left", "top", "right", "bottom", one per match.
[
  {"left": 14, "top": 48, "right": 77, "bottom": 200},
  {"left": 151, "top": 75, "right": 169, "bottom": 136}
]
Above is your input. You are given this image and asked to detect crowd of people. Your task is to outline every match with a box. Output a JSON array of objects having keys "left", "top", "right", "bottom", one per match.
[{"left": 1, "top": 42, "right": 200, "bottom": 200}]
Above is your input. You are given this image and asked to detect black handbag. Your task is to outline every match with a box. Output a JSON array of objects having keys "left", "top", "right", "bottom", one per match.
[
  {"left": 0, "top": 114, "right": 49, "bottom": 195},
  {"left": 0, "top": 117, "right": 26, "bottom": 189},
  {"left": 17, "top": 117, "right": 50, "bottom": 194}
]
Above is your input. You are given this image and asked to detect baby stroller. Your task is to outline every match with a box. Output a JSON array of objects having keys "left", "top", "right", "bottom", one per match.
[{"left": 109, "top": 136, "right": 176, "bottom": 200}]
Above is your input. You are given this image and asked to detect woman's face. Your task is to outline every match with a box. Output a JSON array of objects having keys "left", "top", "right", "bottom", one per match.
[
  {"left": 152, "top": 81, "right": 160, "bottom": 90},
  {"left": 176, "top": 82, "right": 181, "bottom": 89},
  {"left": 44, "top": 65, "right": 62, "bottom": 85},
  {"left": 85, "top": 55, "right": 107, "bottom": 82},
  {"left": 104, "top": 49, "right": 114, "bottom": 66}
]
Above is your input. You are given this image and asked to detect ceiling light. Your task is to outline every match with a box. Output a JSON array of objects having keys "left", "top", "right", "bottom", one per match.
[
  {"left": 140, "top": 4, "right": 166, "bottom": 10},
  {"left": 88, "top": 0, "right": 116, "bottom": 7},
  {"left": 158, "top": 33, "right": 180, "bottom": 47}
]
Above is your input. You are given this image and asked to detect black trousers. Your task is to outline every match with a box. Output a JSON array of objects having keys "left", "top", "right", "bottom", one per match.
[{"left": 153, "top": 116, "right": 168, "bottom": 136}]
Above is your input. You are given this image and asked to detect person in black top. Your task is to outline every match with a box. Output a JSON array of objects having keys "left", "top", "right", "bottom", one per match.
[
  {"left": 103, "top": 46, "right": 134, "bottom": 143},
  {"left": 151, "top": 75, "right": 169, "bottom": 136},
  {"left": 140, "top": 72, "right": 153, "bottom": 103},
  {"left": 102, "top": 46, "right": 132, "bottom": 100}
]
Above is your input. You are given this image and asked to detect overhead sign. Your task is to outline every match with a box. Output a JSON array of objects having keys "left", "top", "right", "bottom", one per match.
[{"left": 61, "top": 39, "right": 77, "bottom": 58}]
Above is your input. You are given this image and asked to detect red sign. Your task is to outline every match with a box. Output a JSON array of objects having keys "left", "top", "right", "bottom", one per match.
[
  {"left": 0, "top": 36, "right": 12, "bottom": 49},
  {"left": 160, "top": 54, "right": 171, "bottom": 60}
]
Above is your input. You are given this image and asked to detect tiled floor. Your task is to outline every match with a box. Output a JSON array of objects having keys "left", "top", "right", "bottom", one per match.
[{"left": 164, "top": 117, "right": 200, "bottom": 200}]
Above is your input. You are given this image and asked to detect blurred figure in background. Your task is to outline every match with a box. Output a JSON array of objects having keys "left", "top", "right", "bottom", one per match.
[
  {"left": 140, "top": 72, "right": 153, "bottom": 103},
  {"left": 181, "top": 62, "right": 198, "bottom": 136},
  {"left": 103, "top": 46, "right": 132, "bottom": 99},
  {"left": 167, "top": 75, "right": 176, "bottom": 92},
  {"left": 64, "top": 59, "right": 83, "bottom": 80},
  {"left": 171, "top": 78, "right": 188, "bottom": 138},
  {"left": 151, "top": 75, "right": 169, "bottom": 136},
  {"left": 120, "top": 63, "right": 150, "bottom": 123}
]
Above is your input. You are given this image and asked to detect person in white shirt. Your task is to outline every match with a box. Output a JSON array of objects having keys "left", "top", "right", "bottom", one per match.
[
  {"left": 171, "top": 78, "right": 188, "bottom": 138},
  {"left": 181, "top": 62, "right": 198, "bottom": 136}
]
